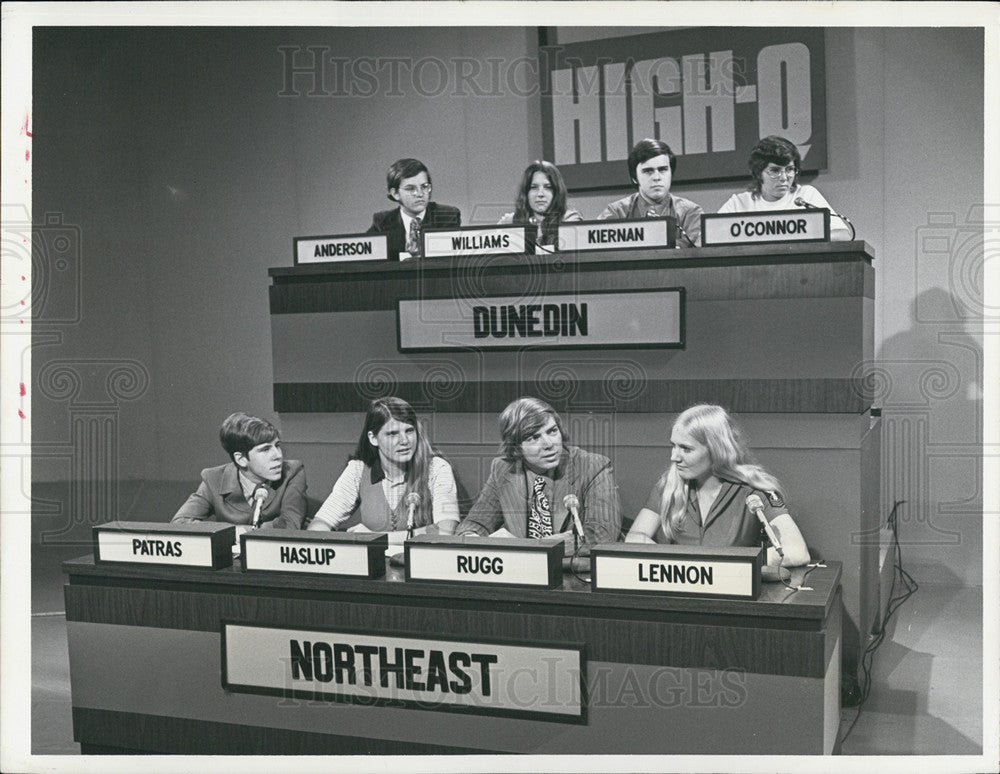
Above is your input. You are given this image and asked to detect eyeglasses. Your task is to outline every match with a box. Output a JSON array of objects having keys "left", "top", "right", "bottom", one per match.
[
  {"left": 400, "top": 183, "right": 432, "bottom": 195},
  {"left": 763, "top": 165, "right": 797, "bottom": 180}
]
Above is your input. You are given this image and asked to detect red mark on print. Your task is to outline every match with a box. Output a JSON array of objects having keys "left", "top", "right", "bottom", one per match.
[
  {"left": 26, "top": 150, "right": 30, "bottom": 162},
  {"left": 20, "top": 384, "right": 26, "bottom": 396},
  {"left": 23, "top": 115, "right": 32, "bottom": 137},
  {"left": 18, "top": 410, "right": 26, "bottom": 419}
]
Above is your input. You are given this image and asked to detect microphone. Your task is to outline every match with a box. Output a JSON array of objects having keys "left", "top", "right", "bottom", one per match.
[
  {"left": 794, "top": 197, "right": 856, "bottom": 239},
  {"left": 563, "top": 494, "right": 585, "bottom": 542},
  {"left": 251, "top": 485, "right": 268, "bottom": 529},
  {"left": 404, "top": 492, "right": 421, "bottom": 537},
  {"left": 746, "top": 494, "right": 783, "bottom": 558},
  {"left": 674, "top": 221, "right": 696, "bottom": 248}
]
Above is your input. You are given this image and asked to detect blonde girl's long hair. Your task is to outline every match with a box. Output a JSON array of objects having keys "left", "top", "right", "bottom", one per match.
[{"left": 657, "top": 404, "right": 782, "bottom": 542}]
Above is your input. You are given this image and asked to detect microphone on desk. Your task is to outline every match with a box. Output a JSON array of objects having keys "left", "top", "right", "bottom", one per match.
[
  {"left": 563, "top": 494, "right": 585, "bottom": 542},
  {"left": 674, "top": 220, "right": 696, "bottom": 248},
  {"left": 746, "top": 494, "right": 783, "bottom": 559},
  {"left": 404, "top": 492, "right": 421, "bottom": 537},
  {"left": 794, "top": 197, "right": 856, "bottom": 239},
  {"left": 251, "top": 485, "right": 268, "bottom": 529}
]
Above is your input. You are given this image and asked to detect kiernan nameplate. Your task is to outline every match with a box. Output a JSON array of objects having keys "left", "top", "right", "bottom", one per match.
[
  {"left": 397, "top": 288, "right": 684, "bottom": 352},
  {"left": 557, "top": 216, "right": 675, "bottom": 252}
]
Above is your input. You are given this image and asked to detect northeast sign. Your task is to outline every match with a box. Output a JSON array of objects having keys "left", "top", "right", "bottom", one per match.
[{"left": 541, "top": 27, "right": 827, "bottom": 189}]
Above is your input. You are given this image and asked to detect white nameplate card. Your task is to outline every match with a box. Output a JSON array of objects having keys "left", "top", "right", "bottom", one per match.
[
  {"left": 557, "top": 217, "right": 675, "bottom": 252},
  {"left": 222, "top": 622, "right": 585, "bottom": 721},
  {"left": 591, "top": 544, "right": 763, "bottom": 599},
  {"left": 701, "top": 209, "right": 829, "bottom": 246},
  {"left": 293, "top": 233, "right": 388, "bottom": 264},
  {"left": 93, "top": 521, "right": 234, "bottom": 570},
  {"left": 397, "top": 288, "right": 684, "bottom": 351},
  {"left": 404, "top": 535, "right": 563, "bottom": 589},
  {"left": 422, "top": 225, "right": 527, "bottom": 258},
  {"left": 240, "top": 530, "right": 388, "bottom": 578}
]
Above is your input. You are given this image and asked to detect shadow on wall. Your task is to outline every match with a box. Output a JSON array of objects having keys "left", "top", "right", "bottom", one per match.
[{"left": 873, "top": 284, "right": 983, "bottom": 585}]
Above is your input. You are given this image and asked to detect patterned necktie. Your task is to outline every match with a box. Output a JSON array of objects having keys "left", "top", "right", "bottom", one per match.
[
  {"left": 406, "top": 217, "right": 422, "bottom": 258},
  {"left": 527, "top": 475, "right": 552, "bottom": 538}
]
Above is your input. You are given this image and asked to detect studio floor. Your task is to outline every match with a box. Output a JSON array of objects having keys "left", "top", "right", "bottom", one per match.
[{"left": 29, "top": 543, "right": 984, "bottom": 759}]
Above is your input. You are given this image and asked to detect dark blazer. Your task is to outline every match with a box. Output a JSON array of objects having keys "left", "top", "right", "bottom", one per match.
[
  {"left": 171, "top": 460, "right": 307, "bottom": 530},
  {"left": 457, "top": 446, "right": 622, "bottom": 545},
  {"left": 366, "top": 202, "right": 462, "bottom": 260}
]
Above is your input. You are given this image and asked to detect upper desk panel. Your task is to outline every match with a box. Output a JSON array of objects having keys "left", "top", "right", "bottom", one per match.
[{"left": 269, "top": 243, "right": 875, "bottom": 414}]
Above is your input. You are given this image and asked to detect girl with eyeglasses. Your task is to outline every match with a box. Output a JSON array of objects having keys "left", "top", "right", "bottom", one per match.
[{"left": 718, "top": 135, "right": 851, "bottom": 240}]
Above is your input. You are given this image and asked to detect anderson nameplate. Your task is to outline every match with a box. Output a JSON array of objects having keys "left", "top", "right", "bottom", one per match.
[
  {"left": 591, "top": 544, "right": 763, "bottom": 599},
  {"left": 405, "top": 535, "right": 563, "bottom": 589},
  {"left": 294, "top": 233, "right": 388, "bottom": 264},
  {"left": 240, "top": 530, "right": 387, "bottom": 578}
]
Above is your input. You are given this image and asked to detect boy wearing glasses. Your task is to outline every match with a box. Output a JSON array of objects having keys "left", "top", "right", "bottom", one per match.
[
  {"left": 718, "top": 135, "right": 850, "bottom": 240},
  {"left": 367, "top": 158, "right": 462, "bottom": 260}
]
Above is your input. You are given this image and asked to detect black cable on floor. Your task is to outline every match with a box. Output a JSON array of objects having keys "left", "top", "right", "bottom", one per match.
[{"left": 839, "top": 499, "right": 919, "bottom": 746}]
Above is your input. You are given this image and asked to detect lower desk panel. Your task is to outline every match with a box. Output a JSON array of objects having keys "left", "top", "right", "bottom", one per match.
[{"left": 68, "top": 618, "right": 838, "bottom": 755}]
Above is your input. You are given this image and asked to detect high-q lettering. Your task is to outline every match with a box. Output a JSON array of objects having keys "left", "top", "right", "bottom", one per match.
[
  {"left": 288, "top": 639, "right": 499, "bottom": 696},
  {"left": 638, "top": 562, "right": 714, "bottom": 585},
  {"left": 131, "top": 538, "right": 183, "bottom": 557},
  {"left": 472, "top": 303, "right": 588, "bottom": 339}
]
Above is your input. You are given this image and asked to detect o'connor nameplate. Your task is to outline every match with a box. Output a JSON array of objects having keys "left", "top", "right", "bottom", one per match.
[
  {"left": 240, "top": 530, "right": 387, "bottom": 578},
  {"left": 701, "top": 209, "right": 829, "bottom": 246},
  {"left": 294, "top": 233, "right": 388, "bottom": 264},
  {"left": 397, "top": 288, "right": 684, "bottom": 351},
  {"left": 422, "top": 225, "right": 527, "bottom": 258},
  {"left": 404, "top": 535, "right": 563, "bottom": 588},
  {"left": 93, "top": 521, "right": 234, "bottom": 570},
  {"left": 591, "top": 544, "right": 763, "bottom": 599},
  {"left": 557, "top": 217, "right": 675, "bottom": 252},
  {"left": 222, "top": 623, "right": 584, "bottom": 721}
]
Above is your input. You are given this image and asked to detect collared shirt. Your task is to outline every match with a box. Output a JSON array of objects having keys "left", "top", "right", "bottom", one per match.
[
  {"left": 238, "top": 470, "right": 263, "bottom": 503},
  {"left": 596, "top": 192, "right": 703, "bottom": 246},
  {"left": 398, "top": 209, "right": 425, "bottom": 259},
  {"left": 309, "top": 457, "right": 459, "bottom": 530}
]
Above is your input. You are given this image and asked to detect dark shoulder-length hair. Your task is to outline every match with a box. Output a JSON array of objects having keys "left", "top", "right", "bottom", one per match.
[
  {"left": 352, "top": 397, "right": 435, "bottom": 525},
  {"left": 746, "top": 136, "right": 801, "bottom": 197},
  {"left": 512, "top": 160, "right": 570, "bottom": 245}
]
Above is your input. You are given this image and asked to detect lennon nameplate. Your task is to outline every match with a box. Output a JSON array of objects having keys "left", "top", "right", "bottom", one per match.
[
  {"left": 404, "top": 535, "right": 564, "bottom": 589},
  {"left": 240, "top": 530, "right": 388, "bottom": 578},
  {"left": 591, "top": 544, "right": 763, "bottom": 599}
]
